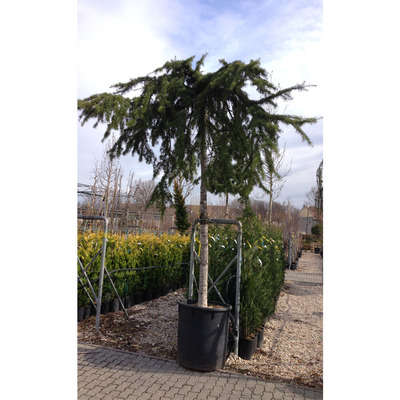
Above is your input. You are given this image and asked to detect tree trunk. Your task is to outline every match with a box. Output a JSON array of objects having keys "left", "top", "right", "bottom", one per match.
[
  {"left": 198, "top": 111, "right": 209, "bottom": 308},
  {"left": 225, "top": 193, "right": 229, "bottom": 219}
]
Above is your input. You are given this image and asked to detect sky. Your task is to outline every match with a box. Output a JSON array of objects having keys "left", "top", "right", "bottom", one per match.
[{"left": 78, "top": 0, "right": 323, "bottom": 209}]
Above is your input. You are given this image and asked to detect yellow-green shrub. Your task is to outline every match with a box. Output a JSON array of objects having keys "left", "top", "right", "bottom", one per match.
[{"left": 77, "top": 232, "right": 190, "bottom": 305}]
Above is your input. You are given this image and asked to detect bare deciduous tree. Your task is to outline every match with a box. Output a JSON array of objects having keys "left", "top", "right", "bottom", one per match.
[
  {"left": 305, "top": 186, "right": 317, "bottom": 208},
  {"left": 134, "top": 179, "right": 156, "bottom": 211},
  {"left": 262, "top": 143, "right": 292, "bottom": 225},
  {"left": 96, "top": 136, "right": 122, "bottom": 219}
]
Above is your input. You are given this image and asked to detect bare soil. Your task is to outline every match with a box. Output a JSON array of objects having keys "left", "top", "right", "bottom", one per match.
[{"left": 78, "top": 252, "right": 323, "bottom": 389}]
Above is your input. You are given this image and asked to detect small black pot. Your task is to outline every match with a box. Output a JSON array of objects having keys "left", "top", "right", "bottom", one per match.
[
  {"left": 161, "top": 286, "right": 169, "bottom": 296},
  {"left": 298, "top": 250, "right": 303, "bottom": 258},
  {"left": 110, "top": 298, "right": 119, "bottom": 312},
  {"left": 134, "top": 291, "right": 144, "bottom": 305},
  {"left": 144, "top": 289, "right": 153, "bottom": 302},
  {"left": 314, "top": 247, "right": 321, "bottom": 254},
  {"left": 238, "top": 336, "right": 257, "bottom": 360},
  {"left": 153, "top": 288, "right": 161, "bottom": 299},
  {"left": 84, "top": 306, "right": 91, "bottom": 320},
  {"left": 256, "top": 329, "right": 264, "bottom": 348},
  {"left": 101, "top": 301, "right": 110, "bottom": 314},
  {"left": 78, "top": 307, "right": 85, "bottom": 322},
  {"left": 124, "top": 296, "right": 132, "bottom": 309}
]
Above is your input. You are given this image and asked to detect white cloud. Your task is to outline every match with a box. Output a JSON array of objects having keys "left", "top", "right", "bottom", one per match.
[
  {"left": 77, "top": 0, "right": 323, "bottom": 207},
  {"left": 78, "top": 0, "right": 177, "bottom": 97}
]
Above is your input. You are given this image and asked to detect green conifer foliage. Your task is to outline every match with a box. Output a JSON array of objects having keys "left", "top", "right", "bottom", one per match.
[
  {"left": 78, "top": 55, "right": 318, "bottom": 307},
  {"left": 173, "top": 179, "right": 190, "bottom": 235}
]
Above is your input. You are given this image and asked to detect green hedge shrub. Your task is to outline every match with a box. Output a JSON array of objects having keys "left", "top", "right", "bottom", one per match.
[
  {"left": 77, "top": 232, "right": 190, "bottom": 307},
  {"left": 78, "top": 222, "right": 285, "bottom": 339},
  {"left": 190, "top": 217, "right": 285, "bottom": 339}
]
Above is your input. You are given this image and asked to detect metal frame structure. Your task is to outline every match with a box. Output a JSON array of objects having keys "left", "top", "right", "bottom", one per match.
[
  {"left": 188, "top": 218, "right": 242, "bottom": 356},
  {"left": 77, "top": 215, "right": 129, "bottom": 331}
]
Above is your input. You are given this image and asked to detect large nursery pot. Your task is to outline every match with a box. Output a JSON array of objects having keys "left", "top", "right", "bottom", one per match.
[{"left": 177, "top": 299, "right": 231, "bottom": 372}]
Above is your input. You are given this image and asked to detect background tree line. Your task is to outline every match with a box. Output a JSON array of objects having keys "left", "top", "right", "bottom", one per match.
[{"left": 78, "top": 136, "right": 304, "bottom": 240}]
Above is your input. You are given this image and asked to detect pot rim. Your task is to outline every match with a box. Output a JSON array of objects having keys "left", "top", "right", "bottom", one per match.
[{"left": 178, "top": 299, "right": 232, "bottom": 312}]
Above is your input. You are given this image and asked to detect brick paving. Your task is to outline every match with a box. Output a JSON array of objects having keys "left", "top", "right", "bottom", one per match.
[{"left": 78, "top": 342, "right": 322, "bottom": 399}]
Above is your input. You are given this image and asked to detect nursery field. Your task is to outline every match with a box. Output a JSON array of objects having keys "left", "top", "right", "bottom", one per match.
[{"left": 78, "top": 252, "right": 323, "bottom": 389}]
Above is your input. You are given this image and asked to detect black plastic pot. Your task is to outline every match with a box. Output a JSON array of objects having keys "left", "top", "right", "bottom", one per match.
[
  {"left": 134, "top": 291, "right": 144, "bottom": 305},
  {"left": 124, "top": 296, "right": 132, "bottom": 309},
  {"left": 314, "top": 247, "right": 321, "bottom": 254},
  {"left": 101, "top": 301, "right": 110, "bottom": 314},
  {"left": 298, "top": 250, "right": 303, "bottom": 258},
  {"left": 144, "top": 289, "right": 153, "bottom": 302},
  {"left": 78, "top": 307, "right": 85, "bottom": 322},
  {"left": 153, "top": 288, "right": 161, "bottom": 299},
  {"left": 110, "top": 299, "right": 119, "bottom": 312},
  {"left": 161, "top": 286, "right": 169, "bottom": 296},
  {"left": 238, "top": 336, "right": 257, "bottom": 360},
  {"left": 256, "top": 329, "right": 264, "bottom": 348},
  {"left": 177, "top": 299, "right": 231, "bottom": 371},
  {"left": 84, "top": 306, "right": 91, "bottom": 320}
]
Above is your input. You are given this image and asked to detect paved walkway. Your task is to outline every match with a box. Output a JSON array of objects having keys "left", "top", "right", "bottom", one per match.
[
  {"left": 285, "top": 270, "right": 323, "bottom": 284},
  {"left": 78, "top": 252, "right": 323, "bottom": 399},
  {"left": 78, "top": 342, "right": 322, "bottom": 399}
]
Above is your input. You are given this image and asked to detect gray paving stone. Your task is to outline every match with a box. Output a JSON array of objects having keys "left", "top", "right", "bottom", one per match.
[{"left": 78, "top": 342, "right": 322, "bottom": 400}]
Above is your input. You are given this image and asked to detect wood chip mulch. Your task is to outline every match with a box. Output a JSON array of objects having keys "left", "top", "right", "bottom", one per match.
[{"left": 78, "top": 252, "right": 323, "bottom": 389}]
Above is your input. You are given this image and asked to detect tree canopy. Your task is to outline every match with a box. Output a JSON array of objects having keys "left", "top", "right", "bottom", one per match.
[
  {"left": 78, "top": 55, "right": 318, "bottom": 307},
  {"left": 78, "top": 55, "right": 317, "bottom": 206}
]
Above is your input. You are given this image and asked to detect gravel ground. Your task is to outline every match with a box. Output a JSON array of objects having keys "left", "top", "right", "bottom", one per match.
[{"left": 78, "top": 251, "right": 323, "bottom": 389}]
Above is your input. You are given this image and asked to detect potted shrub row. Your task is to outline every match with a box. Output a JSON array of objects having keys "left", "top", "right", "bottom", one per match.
[
  {"left": 184, "top": 215, "right": 286, "bottom": 363},
  {"left": 77, "top": 232, "right": 190, "bottom": 321},
  {"left": 238, "top": 216, "right": 285, "bottom": 360}
]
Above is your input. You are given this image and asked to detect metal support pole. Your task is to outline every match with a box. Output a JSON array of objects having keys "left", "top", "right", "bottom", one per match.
[
  {"left": 77, "top": 253, "right": 101, "bottom": 301},
  {"left": 78, "top": 215, "right": 109, "bottom": 332},
  {"left": 103, "top": 266, "right": 129, "bottom": 319},
  {"left": 96, "top": 218, "right": 108, "bottom": 331},
  {"left": 234, "top": 222, "right": 242, "bottom": 356}
]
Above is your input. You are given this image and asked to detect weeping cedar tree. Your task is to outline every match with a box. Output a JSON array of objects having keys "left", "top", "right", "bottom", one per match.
[
  {"left": 78, "top": 55, "right": 318, "bottom": 308},
  {"left": 173, "top": 179, "right": 191, "bottom": 235}
]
